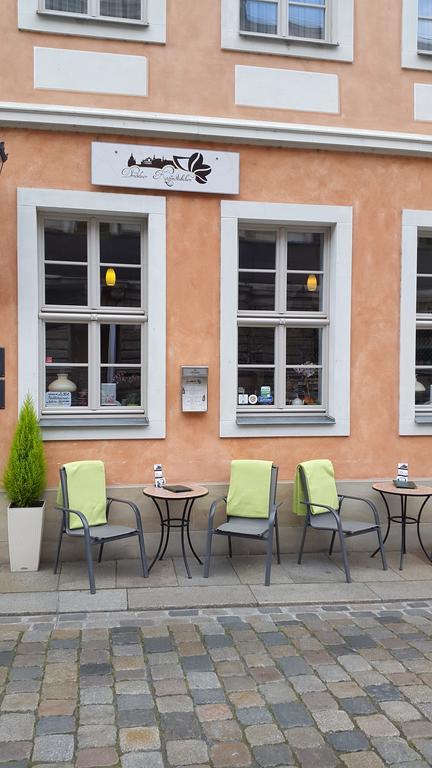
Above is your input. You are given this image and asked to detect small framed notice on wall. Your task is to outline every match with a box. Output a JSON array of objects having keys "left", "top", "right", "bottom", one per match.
[{"left": 181, "top": 367, "right": 208, "bottom": 412}]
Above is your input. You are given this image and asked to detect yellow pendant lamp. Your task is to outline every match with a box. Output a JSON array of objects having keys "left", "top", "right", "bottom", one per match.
[
  {"left": 306, "top": 274, "right": 317, "bottom": 292},
  {"left": 105, "top": 268, "right": 116, "bottom": 287}
]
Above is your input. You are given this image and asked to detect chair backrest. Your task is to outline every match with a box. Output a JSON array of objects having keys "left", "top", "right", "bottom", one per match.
[
  {"left": 226, "top": 460, "right": 277, "bottom": 519},
  {"left": 298, "top": 459, "right": 339, "bottom": 515},
  {"left": 58, "top": 460, "right": 107, "bottom": 530}
]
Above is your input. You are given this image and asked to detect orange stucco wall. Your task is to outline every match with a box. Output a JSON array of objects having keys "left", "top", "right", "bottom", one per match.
[
  {"left": 2, "top": 0, "right": 432, "bottom": 135},
  {"left": 1, "top": 126, "right": 431, "bottom": 488}
]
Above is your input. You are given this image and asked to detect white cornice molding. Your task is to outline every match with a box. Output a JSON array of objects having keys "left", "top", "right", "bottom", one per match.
[{"left": 3, "top": 101, "right": 432, "bottom": 157}]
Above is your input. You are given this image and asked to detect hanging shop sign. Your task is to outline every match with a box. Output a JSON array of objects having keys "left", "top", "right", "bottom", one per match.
[{"left": 92, "top": 142, "right": 240, "bottom": 195}]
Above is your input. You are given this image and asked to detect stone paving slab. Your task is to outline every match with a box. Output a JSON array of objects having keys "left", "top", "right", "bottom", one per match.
[
  {"left": 128, "top": 585, "right": 256, "bottom": 610},
  {"left": 0, "top": 601, "right": 430, "bottom": 765}
]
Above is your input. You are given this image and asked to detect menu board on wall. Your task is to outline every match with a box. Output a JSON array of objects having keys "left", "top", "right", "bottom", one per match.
[{"left": 92, "top": 142, "right": 240, "bottom": 195}]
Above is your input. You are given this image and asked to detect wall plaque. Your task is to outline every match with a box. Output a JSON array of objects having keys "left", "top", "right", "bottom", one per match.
[{"left": 92, "top": 142, "right": 240, "bottom": 195}]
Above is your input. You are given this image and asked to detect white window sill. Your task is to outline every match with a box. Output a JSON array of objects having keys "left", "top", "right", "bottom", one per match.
[
  {"left": 236, "top": 413, "right": 336, "bottom": 426},
  {"left": 39, "top": 415, "right": 149, "bottom": 427},
  {"left": 415, "top": 413, "right": 432, "bottom": 423},
  {"left": 239, "top": 30, "right": 339, "bottom": 48}
]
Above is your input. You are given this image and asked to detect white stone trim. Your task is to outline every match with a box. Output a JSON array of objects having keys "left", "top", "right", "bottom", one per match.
[
  {"left": 401, "top": 0, "right": 432, "bottom": 72},
  {"left": 17, "top": 188, "right": 166, "bottom": 441},
  {"left": 399, "top": 208, "right": 432, "bottom": 435},
  {"left": 235, "top": 65, "right": 339, "bottom": 114},
  {"left": 18, "top": 0, "right": 166, "bottom": 43},
  {"left": 221, "top": 0, "right": 354, "bottom": 62},
  {"left": 220, "top": 200, "right": 352, "bottom": 438},
  {"left": 6, "top": 102, "right": 432, "bottom": 158},
  {"left": 34, "top": 47, "right": 148, "bottom": 97}
]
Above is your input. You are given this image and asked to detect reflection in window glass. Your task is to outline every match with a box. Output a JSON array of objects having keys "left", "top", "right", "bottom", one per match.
[
  {"left": 288, "top": 1, "right": 325, "bottom": 39},
  {"left": 100, "top": 0, "right": 141, "bottom": 19},
  {"left": 45, "top": 323, "right": 88, "bottom": 364},
  {"left": 45, "top": 264, "right": 88, "bottom": 306},
  {"left": 101, "top": 367, "right": 141, "bottom": 407},
  {"left": 45, "top": 0, "right": 87, "bottom": 12},
  {"left": 238, "top": 369, "right": 275, "bottom": 405},
  {"left": 44, "top": 220, "right": 87, "bottom": 263},
  {"left": 45, "top": 367, "right": 88, "bottom": 407},
  {"left": 418, "top": 19, "right": 432, "bottom": 51},
  {"left": 419, "top": 0, "right": 432, "bottom": 18},
  {"left": 100, "top": 266, "right": 141, "bottom": 308},
  {"left": 240, "top": 0, "right": 278, "bottom": 34},
  {"left": 238, "top": 327, "right": 275, "bottom": 365},
  {"left": 287, "top": 232, "right": 323, "bottom": 312},
  {"left": 286, "top": 327, "right": 322, "bottom": 405},
  {"left": 100, "top": 222, "right": 141, "bottom": 265},
  {"left": 100, "top": 324, "right": 141, "bottom": 365}
]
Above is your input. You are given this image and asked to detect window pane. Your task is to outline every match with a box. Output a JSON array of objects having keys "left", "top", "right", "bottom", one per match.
[
  {"left": 101, "top": 368, "right": 141, "bottom": 407},
  {"left": 100, "top": 324, "right": 141, "bottom": 365},
  {"left": 288, "top": 3, "right": 325, "bottom": 38},
  {"left": 100, "top": 222, "right": 141, "bottom": 265},
  {"left": 419, "top": 0, "right": 432, "bottom": 17},
  {"left": 100, "top": 267, "right": 141, "bottom": 307},
  {"left": 287, "top": 232, "right": 323, "bottom": 271},
  {"left": 45, "top": 0, "right": 87, "bottom": 11},
  {"left": 45, "top": 264, "right": 87, "bottom": 306},
  {"left": 286, "top": 367, "right": 322, "bottom": 405},
  {"left": 287, "top": 273, "right": 322, "bottom": 311},
  {"left": 239, "top": 230, "right": 276, "bottom": 270},
  {"left": 100, "top": 0, "right": 141, "bottom": 18},
  {"left": 238, "top": 369, "right": 275, "bottom": 405},
  {"left": 45, "top": 367, "right": 88, "bottom": 407},
  {"left": 45, "top": 323, "right": 88, "bottom": 364},
  {"left": 415, "top": 370, "right": 432, "bottom": 404},
  {"left": 239, "top": 272, "right": 276, "bottom": 312},
  {"left": 286, "top": 327, "right": 321, "bottom": 365},
  {"left": 417, "top": 277, "right": 432, "bottom": 313},
  {"left": 240, "top": 0, "right": 278, "bottom": 33},
  {"left": 238, "top": 327, "right": 275, "bottom": 365},
  {"left": 44, "top": 220, "right": 87, "bottom": 263},
  {"left": 417, "top": 237, "right": 432, "bottom": 274},
  {"left": 418, "top": 19, "right": 432, "bottom": 50},
  {"left": 416, "top": 329, "right": 432, "bottom": 366}
]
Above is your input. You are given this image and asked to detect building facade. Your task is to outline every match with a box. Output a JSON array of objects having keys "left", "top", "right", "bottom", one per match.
[{"left": 2, "top": 0, "right": 432, "bottom": 561}]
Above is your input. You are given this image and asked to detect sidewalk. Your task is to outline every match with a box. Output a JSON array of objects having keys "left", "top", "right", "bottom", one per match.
[{"left": 0, "top": 551, "right": 432, "bottom": 616}]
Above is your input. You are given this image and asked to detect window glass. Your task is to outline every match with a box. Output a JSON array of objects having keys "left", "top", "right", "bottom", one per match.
[
  {"left": 240, "top": 0, "right": 278, "bottom": 33},
  {"left": 238, "top": 327, "right": 275, "bottom": 365},
  {"left": 287, "top": 232, "right": 323, "bottom": 312},
  {"left": 239, "top": 231, "right": 276, "bottom": 312},
  {"left": 44, "top": 220, "right": 87, "bottom": 263},
  {"left": 101, "top": 368, "right": 141, "bottom": 406},
  {"left": 419, "top": 0, "right": 432, "bottom": 16},
  {"left": 100, "top": 222, "right": 141, "bottom": 265},
  {"left": 100, "top": 324, "right": 141, "bottom": 365},
  {"left": 238, "top": 369, "right": 275, "bottom": 404},
  {"left": 100, "top": 266, "right": 141, "bottom": 307},
  {"left": 100, "top": 0, "right": 141, "bottom": 20},
  {"left": 288, "top": 1, "right": 325, "bottom": 39},
  {"left": 45, "top": 264, "right": 88, "bottom": 306},
  {"left": 286, "top": 327, "right": 322, "bottom": 405},
  {"left": 417, "top": 237, "right": 432, "bottom": 313},
  {"left": 45, "top": 0, "right": 87, "bottom": 11},
  {"left": 45, "top": 323, "right": 88, "bottom": 363},
  {"left": 45, "top": 368, "right": 89, "bottom": 407},
  {"left": 418, "top": 19, "right": 432, "bottom": 51}
]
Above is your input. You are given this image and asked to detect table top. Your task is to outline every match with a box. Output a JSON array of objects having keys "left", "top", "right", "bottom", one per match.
[
  {"left": 143, "top": 484, "right": 209, "bottom": 500},
  {"left": 373, "top": 481, "right": 432, "bottom": 497}
]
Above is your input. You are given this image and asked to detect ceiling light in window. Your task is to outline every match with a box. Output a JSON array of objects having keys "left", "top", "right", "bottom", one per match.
[
  {"left": 105, "top": 268, "right": 116, "bottom": 287},
  {"left": 306, "top": 274, "right": 317, "bottom": 292}
]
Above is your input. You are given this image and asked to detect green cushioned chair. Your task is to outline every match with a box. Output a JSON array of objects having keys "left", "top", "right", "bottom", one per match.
[
  {"left": 54, "top": 460, "right": 148, "bottom": 594},
  {"left": 294, "top": 460, "right": 387, "bottom": 583},
  {"left": 203, "top": 460, "right": 280, "bottom": 586}
]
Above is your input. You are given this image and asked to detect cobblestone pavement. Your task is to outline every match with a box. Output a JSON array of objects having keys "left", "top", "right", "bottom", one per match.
[{"left": 1, "top": 602, "right": 432, "bottom": 766}]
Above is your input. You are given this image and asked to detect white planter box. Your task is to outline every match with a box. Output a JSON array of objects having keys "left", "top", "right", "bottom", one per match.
[{"left": 7, "top": 503, "right": 45, "bottom": 572}]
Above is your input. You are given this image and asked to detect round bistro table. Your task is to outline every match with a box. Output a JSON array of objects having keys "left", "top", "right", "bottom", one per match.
[
  {"left": 143, "top": 484, "right": 209, "bottom": 578},
  {"left": 372, "top": 482, "right": 432, "bottom": 570}
]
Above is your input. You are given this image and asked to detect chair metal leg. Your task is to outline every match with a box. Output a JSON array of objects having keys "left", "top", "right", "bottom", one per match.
[
  {"left": 376, "top": 526, "right": 388, "bottom": 571},
  {"left": 275, "top": 514, "right": 281, "bottom": 564},
  {"left": 328, "top": 531, "right": 336, "bottom": 556},
  {"left": 98, "top": 543, "right": 104, "bottom": 563},
  {"left": 228, "top": 536, "right": 232, "bottom": 558},
  {"left": 338, "top": 531, "right": 351, "bottom": 583},
  {"left": 53, "top": 526, "right": 63, "bottom": 574},
  {"left": 83, "top": 533, "right": 96, "bottom": 595},
  {"left": 265, "top": 526, "right": 274, "bottom": 586},
  {"left": 203, "top": 528, "right": 213, "bottom": 578},
  {"left": 137, "top": 528, "right": 149, "bottom": 578},
  {"left": 297, "top": 519, "right": 308, "bottom": 564}
]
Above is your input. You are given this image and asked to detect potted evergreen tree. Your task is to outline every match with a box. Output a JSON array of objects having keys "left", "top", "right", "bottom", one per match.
[{"left": 3, "top": 395, "right": 47, "bottom": 571}]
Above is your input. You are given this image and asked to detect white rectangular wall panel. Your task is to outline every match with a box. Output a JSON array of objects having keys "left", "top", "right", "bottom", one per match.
[
  {"left": 92, "top": 142, "right": 240, "bottom": 195},
  {"left": 34, "top": 47, "right": 148, "bottom": 97},
  {"left": 414, "top": 83, "right": 432, "bottom": 121},
  {"left": 235, "top": 65, "right": 339, "bottom": 114}
]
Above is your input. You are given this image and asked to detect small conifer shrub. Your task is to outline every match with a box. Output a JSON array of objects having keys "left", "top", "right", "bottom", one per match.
[{"left": 3, "top": 395, "right": 46, "bottom": 507}]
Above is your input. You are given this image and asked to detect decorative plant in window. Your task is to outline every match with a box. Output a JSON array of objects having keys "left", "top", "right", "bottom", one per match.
[{"left": 293, "top": 362, "right": 317, "bottom": 404}]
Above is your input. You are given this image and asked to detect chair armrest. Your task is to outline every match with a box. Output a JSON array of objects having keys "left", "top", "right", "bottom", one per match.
[
  {"left": 106, "top": 497, "right": 143, "bottom": 531},
  {"left": 55, "top": 504, "right": 91, "bottom": 534},
  {"left": 207, "top": 496, "right": 227, "bottom": 530},
  {"left": 300, "top": 500, "right": 342, "bottom": 527},
  {"left": 337, "top": 494, "right": 381, "bottom": 526}
]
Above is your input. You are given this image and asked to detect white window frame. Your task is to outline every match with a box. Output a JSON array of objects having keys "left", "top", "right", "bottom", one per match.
[
  {"left": 221, "top": 0, "right": 354, "bottom": 63},
  {"left": 402, "top": 0, "right": 432, "bottom": 70},
  {"left": 399, "top": 209, "right": 432, "bottom": 435},
  {"left": 18, "top": 188, "right": 166, "bottom": 441},
  {"left": 220, "top": 201, "right": 352, "bottom": 438},
  {"left": 38, "top": 0, "right": 147, "bottom": 24},
  {"left": 18, "top": 0, "right": 165, "bottom": 43}
]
